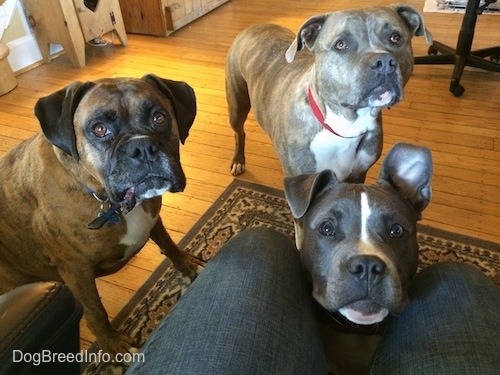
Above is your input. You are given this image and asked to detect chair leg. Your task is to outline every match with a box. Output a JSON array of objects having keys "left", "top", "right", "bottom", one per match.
[
  {"left": 450, "top": 56, "right": 467, "bottom": 97},
  {"left": 414, "top": 41, "right": 456, "bottom": 65},
  {"left": 471, "top": 47, "right": 500, "bottom": 60}
]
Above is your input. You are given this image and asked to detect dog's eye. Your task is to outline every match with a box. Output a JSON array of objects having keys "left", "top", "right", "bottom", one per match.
[
  {"left": 334, "top": 40, "right": 348, "bottom": 50},
  {"left": 92, "top": 123, "right": 109, "bottom": 138},
  {"left": 389, "top": 33, "right": 402, "bottom": 45},
  {"left": 153, "top": 112, "right": 167, "bottom": 126},
  {"left": 319, "top": 221, "right": 335, "bottom": 236},
  {"left": 390, "top": 224, "right": 405, "bottom": 238}
]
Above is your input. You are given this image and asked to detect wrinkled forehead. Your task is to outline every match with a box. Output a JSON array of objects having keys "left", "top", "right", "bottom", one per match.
[
  {"left": 74, "top": 80, "right": 169, "bottom": 120},
  {"left": 309, "top": 183, "right": 414, "bottom": 221},
  {"left": 81, "top": 80, "right": 158, "bottom": 105},
  {"left": 320, "top": 8, "right": 408, "bottom": 41}
]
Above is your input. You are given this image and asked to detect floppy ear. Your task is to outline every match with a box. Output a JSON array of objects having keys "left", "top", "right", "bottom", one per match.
[
  {"left": 142, "top": 74, "right": 196, "bottom": 144},
  {"left": 284, "top": 169, "right": 337, "bottom": 219},
  {"left": 285, "top": 13, "right": 328, "bottom": 63},
  {"left": 378, "top": 143, "right": 433, "bottom": 218},
  {"left": 393, "top": 4, "right": 433, "bottom": 45},
  {"left": 34, "top": 81, "right": 95, "bottom": 160}
]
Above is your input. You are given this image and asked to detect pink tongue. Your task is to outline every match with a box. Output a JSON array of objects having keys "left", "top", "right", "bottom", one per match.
[
  {"left": 123, "top": 186, "right": 135, "bottom": 202},
  {"left": 372, "top": 91, "right": 393, "bottom": 107},
  {"left": 379, "top": 91, "right": 391, "bottom": 102},
  {"left": 378, "top": 91, "right": 392, "bottom": 104},
  {"left": 341, "top": 306, "right": 389, "bottom": 325},
  {"left": 120, "top": 186, "right": 136, "bottom": 212}
]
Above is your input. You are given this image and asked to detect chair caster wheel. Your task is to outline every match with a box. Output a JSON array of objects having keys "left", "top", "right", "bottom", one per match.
[
  {"left": 490, "top": 55, "right": 500, "bottom": 63},
  {"left": 428, "top": 46, "right": 438, "bottom": 55},
  {"left": 451, "top": 84, "right": 465, "bottom": 97}
]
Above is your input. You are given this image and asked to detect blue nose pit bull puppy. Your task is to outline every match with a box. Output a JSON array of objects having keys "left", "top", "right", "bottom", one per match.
[
  {"left": 227, "top": 5, "right": 431, "bottom": 182},
  {"left": 284, "top": 143, "right": 433, "bottom": 374}
]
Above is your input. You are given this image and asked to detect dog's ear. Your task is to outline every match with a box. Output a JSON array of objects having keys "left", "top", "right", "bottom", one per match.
[
  {"left": 378, "top": 143, "right": 433, "bottom": 218},
  {"left": 285, "top": 14, "right": 328, "bottom": 63},
  {"left": 35, "top": 81, "right": 95, "bottom": 160},
  {"left": 142, "top": 74, "right": 196, "bottom": 144},
  {"left": 393, "top": 4, "right": 432, "bottom": 45},
  {"left": 284, "top": 169, "right": 337, "bottom": 219}
]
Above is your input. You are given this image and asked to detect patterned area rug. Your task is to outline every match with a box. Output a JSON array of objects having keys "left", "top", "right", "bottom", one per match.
[{"left": 83, "top": 179, "right": 500, "bottom": 374}]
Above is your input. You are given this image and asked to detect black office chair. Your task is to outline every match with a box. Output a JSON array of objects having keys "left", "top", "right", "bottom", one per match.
[{"left": 414, "top": 0, "right": 500, "bottom": 96}]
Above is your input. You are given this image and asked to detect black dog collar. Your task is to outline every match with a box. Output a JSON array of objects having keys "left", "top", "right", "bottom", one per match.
[{"left": 84, "top": 186, "right": 122, "bottom": 230}]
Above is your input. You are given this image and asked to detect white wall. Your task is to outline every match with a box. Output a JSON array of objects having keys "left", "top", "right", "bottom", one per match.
[{"left": 1, "top": 1, "right": 43, "bottom": 72}]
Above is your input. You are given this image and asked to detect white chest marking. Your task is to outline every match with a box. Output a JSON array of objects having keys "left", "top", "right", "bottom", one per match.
[
  {"left": 324, "top": 107, "right": 375, "bottom": 138},
  {"left": 310, "top": 109, "right": 378, "bottom": 180},
  {"left": 120, "top": 204, "right": 158, "bottom": 259}
]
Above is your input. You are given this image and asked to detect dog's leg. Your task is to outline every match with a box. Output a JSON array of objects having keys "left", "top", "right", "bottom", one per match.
[
  {"left": 150, "top": 217, "right": 205, "bottom": 276},
  {"left": 57, "top": 265, "right": 136, "bottom": 355},
  {"left": 226, "top": 60, "right": 251, "bottom": 176}
]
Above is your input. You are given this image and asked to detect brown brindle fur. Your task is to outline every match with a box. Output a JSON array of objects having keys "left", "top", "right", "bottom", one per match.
[{"left": 0, "top": 75, "right": 204, "bottom": 356}]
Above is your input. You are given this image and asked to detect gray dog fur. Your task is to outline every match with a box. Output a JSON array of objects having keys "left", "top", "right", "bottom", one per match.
[
  {"left": 284, "top": 143, "right": 433, "bottom": 374},
  {"left": 226, "top": 5, "right": 431, "bottom": 181}
]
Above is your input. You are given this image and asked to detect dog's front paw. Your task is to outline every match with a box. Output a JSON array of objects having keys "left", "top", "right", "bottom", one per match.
[
  {"left": 98, "top": 330, "right": 137, "bottom": 358},
  {"left": 173, "top": 253, "right": 206, "bottom": 277},
  {"left": 230, "top": 161, "right": 246, "bottom": 176}
]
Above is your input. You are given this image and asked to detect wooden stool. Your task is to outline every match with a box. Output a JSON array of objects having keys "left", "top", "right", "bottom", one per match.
[{"left": 0, "top": 44, "right": 17, "bottom": 96}]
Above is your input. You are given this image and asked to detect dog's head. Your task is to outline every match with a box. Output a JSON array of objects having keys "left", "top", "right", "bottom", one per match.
[
  {"left": 284, "top": 143, "right": 432, "bottom": 325},
  {"left": 34, "top": 74, "right": 196, "bottom": 210},
  {"left": 285, "top": 5, "right": 432, "bottom": 111}
]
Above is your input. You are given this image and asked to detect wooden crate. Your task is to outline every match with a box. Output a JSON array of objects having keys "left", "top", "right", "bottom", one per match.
[{"left": 119, "top": 0, "right": 228, "bottom": 36}]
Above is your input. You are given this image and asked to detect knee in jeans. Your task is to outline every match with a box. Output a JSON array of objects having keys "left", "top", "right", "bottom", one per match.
[
  {"left": 412, "top": 261, "right": 496, "bottom": 300},
  {"left": 420, "top": 261, "right": 488, "bottom": 282},
  {"left": 215, "top": 227, "right": 298, "bottom": 264}
]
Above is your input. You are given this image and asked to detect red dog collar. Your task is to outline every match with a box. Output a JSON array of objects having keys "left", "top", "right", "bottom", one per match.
[{"left": 308, "top": 87, "right": 365, "bottom": 139}]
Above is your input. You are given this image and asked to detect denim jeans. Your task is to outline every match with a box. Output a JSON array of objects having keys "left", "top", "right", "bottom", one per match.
[
  {"left": 370, "top": 261, "right": 500, "bottom": 374},
  {"left": 127, "top": 228, "right": 499, "bottom": 374}
]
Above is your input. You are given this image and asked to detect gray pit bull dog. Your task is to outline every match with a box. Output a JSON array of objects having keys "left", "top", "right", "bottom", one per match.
[
  {"left": 227, "top": 5, "right": 431, "bottom": 182},
  {"left": 0, "top": 74, "right": 205, "bottom": 357},
  {"left": 284, "top": 143, "right": 433, "bottom": 374}
]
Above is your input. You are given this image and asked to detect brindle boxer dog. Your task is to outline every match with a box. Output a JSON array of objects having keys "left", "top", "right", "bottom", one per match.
[{"left": 0, "top": 74, "right": 204, "bottom": 356}]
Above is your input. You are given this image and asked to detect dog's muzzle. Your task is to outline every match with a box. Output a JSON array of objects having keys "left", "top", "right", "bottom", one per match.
[
  {"left": 365, "top": 52, "right": 403, "bottom": 107},
  {"left": 107, "top": 136, "right": 185, "bottom": 209}
]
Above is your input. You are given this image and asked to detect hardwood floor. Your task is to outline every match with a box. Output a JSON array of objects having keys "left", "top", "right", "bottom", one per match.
[{"left": 0, "top": 0, "right": 498, "bottom": 350}]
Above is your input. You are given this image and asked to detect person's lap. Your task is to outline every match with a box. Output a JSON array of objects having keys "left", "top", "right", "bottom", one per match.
[
  {"left": 127, "top": 228, "right": 499, "bottom": 375},
  {"left": 370, "top": 260, "right": 500, "bottom": 374},
  {"left": 127, "top": 227, "right": 327, "bottom": 374}
]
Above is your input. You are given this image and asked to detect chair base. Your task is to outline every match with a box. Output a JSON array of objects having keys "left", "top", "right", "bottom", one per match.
[{"left": 414, "top": 0, "right": 500, "bottom": 97}]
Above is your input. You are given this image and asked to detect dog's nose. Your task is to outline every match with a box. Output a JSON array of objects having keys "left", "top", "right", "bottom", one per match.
[
  {"left": 369, "top": 53, "right": 397, "bottom": 75},
  {"left": 128, "top": 141, "right": 159, "bottom": 163},
  {"left": 347, "top": 255, "right": 386, "bottom": 286}
]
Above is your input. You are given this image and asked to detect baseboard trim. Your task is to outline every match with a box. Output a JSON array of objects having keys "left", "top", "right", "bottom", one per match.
[
  {"left": 6, "top": 35, "right": 64, "bottom": 73},
  {"left": 6, "top": 35, "right": 42, "bottom": 72}
]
